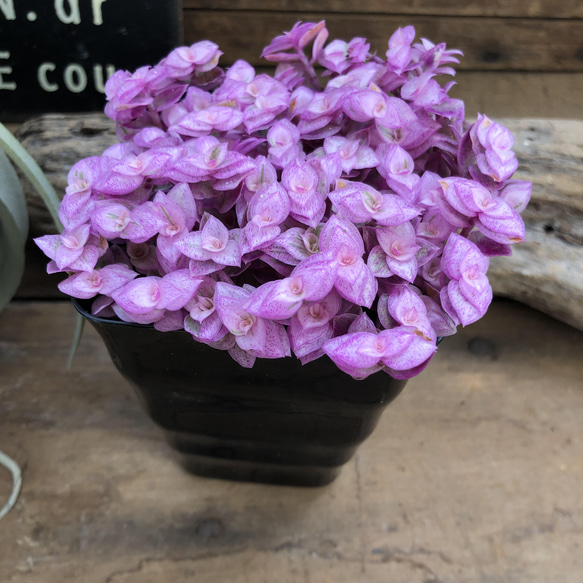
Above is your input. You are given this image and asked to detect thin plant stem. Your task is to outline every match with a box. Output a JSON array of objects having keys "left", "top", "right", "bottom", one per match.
[
  {"left": 67, "top": 313, "right": 85, "bottom": 371},
  {"left": 298, "top": 51, "right": 322, "bottom": 91}
]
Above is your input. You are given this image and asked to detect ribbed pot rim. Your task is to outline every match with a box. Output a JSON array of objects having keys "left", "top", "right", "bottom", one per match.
[{"left": 72, "top": 298, "right": 155, "bottom": 329}]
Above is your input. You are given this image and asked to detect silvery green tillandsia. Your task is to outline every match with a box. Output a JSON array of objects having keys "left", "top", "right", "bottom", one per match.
[
  {"left": 35, "top": 21, "right": 531, "bottom": 380},
  {"left": 0, "top": 123, "right": 63, "bottom": 523},
  {"left": 0, "top": 122, "right": 62, "bottom": 312}
]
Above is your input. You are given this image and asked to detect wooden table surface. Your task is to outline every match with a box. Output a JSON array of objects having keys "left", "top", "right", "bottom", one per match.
[{"left": 0, "top": 298, "right": 581, "bottom": 583}]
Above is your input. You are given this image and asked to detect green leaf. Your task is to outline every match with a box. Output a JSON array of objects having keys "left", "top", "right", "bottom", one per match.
[
  {"left": 0, "top": 122, "right": 62, "bottom": 232},
  {"left": 0, "top": 151, "right": 28, "bottom": 313},
  {"left": 67, "top": 312, "right": 86, "bottom": 371},
  {"left": 0, "top": 125, "right": 84, "bottom": 367},
  {"left": 0, "top": 150, "right": 27, "bottom": 244}
]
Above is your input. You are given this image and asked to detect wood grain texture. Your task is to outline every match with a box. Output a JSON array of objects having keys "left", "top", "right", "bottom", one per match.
[
  {"left": 450, "top": 72, "right": 583, "bottom": 120},
  {"left": 13, "top": 114, "right": 117, "bottom": 236},
  {"left": 183, "top": 11, "right": 583, "bottom": 71},
  {"left": 488, "top": 119, "right": 583, "bottom": 331},
  {"left": 183, "top": 0, "right": 583, "bottom": 19},
  {"left": 0, "top": 299, "right": 582, "bottom": 582}
]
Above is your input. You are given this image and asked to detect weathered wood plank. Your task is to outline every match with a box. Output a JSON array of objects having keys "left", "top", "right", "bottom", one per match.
[
  {"left": 14, "top": 114, "right": 117, "bottom": 236},
  {"left": 184, "top": 0, "right": 583, "bottom": 19},
  {"left": 488, "top": 119, "right": 583, "bottom": 332},
  {"left": 0, "top": 299, "right": 582, "bottom": 582},
  {"left": 451, "top": 72, "right": 583, "bottom": 120},
  {"left": 183, "top": 12, "right": 583, "bottom": 71}
]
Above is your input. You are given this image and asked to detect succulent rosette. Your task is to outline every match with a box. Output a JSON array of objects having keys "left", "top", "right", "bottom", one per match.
[{"left": 36, "top": 21, "right": 530, "bottom": 380}]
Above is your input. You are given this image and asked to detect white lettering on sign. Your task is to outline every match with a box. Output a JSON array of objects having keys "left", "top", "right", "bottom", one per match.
[
  {"left": 0, "top": 51, "right": 16, "bottom": 90},
  {"left": 64, "top": 63, "right": 87, "bottom": 92},
  {"left": 38, "top": 63, "right": 59, "bottom": 92},
  {"left": 37, "top": 62, "right": 115, "bottom": 94},
  {"left": 0, "top": 0, "right": 15, "bottom": 21},
  {"left": 53, "top": 0, "right": 107, "bottom": 25},
  {"left": 93, "top": 64, "right": 115, "bottom": 93},
  {"left": 55, "top": 0, "right": 81, "bottom": 25},
  {"left": 91, "top": 0, "right": 107, "bottom": 25}
]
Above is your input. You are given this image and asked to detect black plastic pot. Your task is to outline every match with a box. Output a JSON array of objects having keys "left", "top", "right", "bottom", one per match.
[{"left": 74, "top": 299, "right": 408, "bottom": 487}]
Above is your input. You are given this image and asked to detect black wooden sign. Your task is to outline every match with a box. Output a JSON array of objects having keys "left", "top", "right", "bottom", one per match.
[{"left": 0, "top": 0, "right": 182, "bottom": 121}]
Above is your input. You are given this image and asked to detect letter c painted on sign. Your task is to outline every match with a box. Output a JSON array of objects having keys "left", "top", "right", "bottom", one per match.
[{"left": 38, "top": 63, "right": 59, "bottom": 92}]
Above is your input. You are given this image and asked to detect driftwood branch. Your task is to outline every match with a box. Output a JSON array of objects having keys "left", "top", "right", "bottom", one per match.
[
  {"left": 14, "top": 114, "right": 583, "bottom": 331},
  {"left": 488, "top": 120, "right": 583, "bottom": 331},
  {"left": 15, "top": 114, "right": 117, "bottom": 235}
]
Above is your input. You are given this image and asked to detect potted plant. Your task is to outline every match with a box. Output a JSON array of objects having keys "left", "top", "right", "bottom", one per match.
[{"left": 35, "top": 22, "right": 530, "bottom": 486}]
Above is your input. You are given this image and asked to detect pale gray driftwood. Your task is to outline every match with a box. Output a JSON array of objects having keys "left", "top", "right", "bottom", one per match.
[
  {"left": 489, "top": 119, "right": 583, "bottom": 331},
  {"left": 14, "top": 113, "right": 117, "bottom": 235},
  {"left": 13, "top": 114, "right": 583, "bottom": 330}
]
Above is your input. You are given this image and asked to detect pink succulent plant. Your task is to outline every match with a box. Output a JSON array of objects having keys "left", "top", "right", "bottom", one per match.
[{"left": 36, "top": 22, "right": 530, "bottom": 379}]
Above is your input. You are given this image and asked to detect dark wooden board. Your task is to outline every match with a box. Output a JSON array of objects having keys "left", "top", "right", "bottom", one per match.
[
  {"left": 184, "top": 0, "right": 583, "bottom": 19},
  {"left": 183, "top": 11, "right": 583, "bottom": 71}
]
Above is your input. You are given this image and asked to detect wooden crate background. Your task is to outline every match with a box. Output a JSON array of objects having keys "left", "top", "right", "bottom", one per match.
[{"left": 182, "top": 0, "right": 583, "bottom": 119}]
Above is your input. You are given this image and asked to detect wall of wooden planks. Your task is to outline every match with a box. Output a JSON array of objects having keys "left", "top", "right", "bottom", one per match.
[{"left": 182, "top": 0, "right": 583, "bottom": 119}]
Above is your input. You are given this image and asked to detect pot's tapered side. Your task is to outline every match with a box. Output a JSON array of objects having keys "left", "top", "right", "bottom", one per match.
[{"left": 74, "top": 300, "right": 408, "bottom": 487}]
